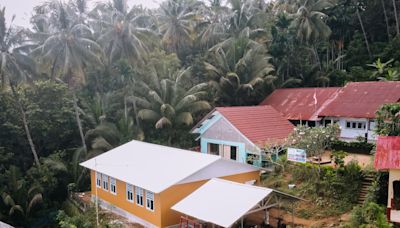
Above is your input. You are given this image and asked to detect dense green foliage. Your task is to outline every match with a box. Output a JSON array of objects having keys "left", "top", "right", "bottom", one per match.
[
  {"left": 0, "top": 0, "right": 400, "bottom": 225},
  {"left": 348, "top": 202, "right": 391, "bottom": 228},
  {"left": 263, "top": 159, "right": 364, "bottom": 217},
  {"left": 376, "top": 103, "right": 400, "bottom": 136}
]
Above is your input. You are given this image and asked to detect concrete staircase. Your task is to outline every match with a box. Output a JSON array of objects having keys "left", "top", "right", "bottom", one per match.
[{"left": 358, "top": 173, "right": 375, "bottom": 204}]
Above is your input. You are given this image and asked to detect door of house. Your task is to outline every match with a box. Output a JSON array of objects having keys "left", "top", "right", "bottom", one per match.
[
  {"left": 394, "top": 181, "right": 400, "bottom": 210},
  {"left": 221, "top": 145, "right": 237, "bottom": 161}
]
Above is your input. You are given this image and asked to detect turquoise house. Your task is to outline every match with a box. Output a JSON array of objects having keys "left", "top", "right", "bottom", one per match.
[{"left": 191, "top": 106, "right": 294, "bottom": 167}]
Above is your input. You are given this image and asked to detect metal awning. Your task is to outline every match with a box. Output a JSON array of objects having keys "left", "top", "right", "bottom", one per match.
[{"left": 171, "top": 178, "right": 273, "bottom": 227}]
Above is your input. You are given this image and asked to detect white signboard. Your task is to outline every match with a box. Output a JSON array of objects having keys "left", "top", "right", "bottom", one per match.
[{"left": 287, "top": 148, "right": 306, "bottom": 163}]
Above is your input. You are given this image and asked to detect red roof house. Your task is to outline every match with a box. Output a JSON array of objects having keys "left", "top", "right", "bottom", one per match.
[
  {"left": 319, "top": 81, "right": 400, "bottom": 119},
  {"left": 191, "top": 105, "right": 294, "bottom": 166},
  {"left": 215, "top": 106, "right": 294, "bottom": 145},
  {"left": 374, "top": 136, "right": 400, "bottom": 223},
  {"left": 260, "top": 87, "right": 341, "bottom": 121},
  {"left": 374, "top": 136, "right": 400, "bottom": 170}
]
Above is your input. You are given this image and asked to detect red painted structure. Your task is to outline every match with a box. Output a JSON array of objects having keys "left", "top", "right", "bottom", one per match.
[
  {"left": 319, "top": 81, "right": 400, "bottom": 119},
  {"left": 374, "top": 136, "right": 400, "bottom": 222},
  {"left": 260, "top": 87, "right": 341, "bottom": 121},
  {"left": 215, "top": 106, "right": 294, "bottom": 145},
  {"left": 374, "top": 136, "right": 400, "bottom": 170}
]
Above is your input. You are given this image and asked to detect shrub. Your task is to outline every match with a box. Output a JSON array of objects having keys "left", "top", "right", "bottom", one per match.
[
  {"left": 331, "top": 140, "right": 374, "bottom": 155},
  {"left": 349, "top": 202, "right": 391, "bottom": 228}
]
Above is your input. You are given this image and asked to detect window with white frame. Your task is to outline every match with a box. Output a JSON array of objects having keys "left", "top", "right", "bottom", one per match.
[
  {"left": 96, "top": 172, "right": 101, "bottom": 188},
  {"left": 102, "top": 174, "right": 109, "bottom": 191},
  {"left": 126, "top": 184, "right": 133, "bottom": 202},
  {"left": 345, "top": 121, "right": 366, "bottom": 130},
  {"left": 146, "top": 191, "right": 154, "bottom": 211},
  {"left": 135, "top": 186, "right": 144, "bottom": 206},
  {"left": 110, "top": 177, "right": 117, "bottom": 194}
]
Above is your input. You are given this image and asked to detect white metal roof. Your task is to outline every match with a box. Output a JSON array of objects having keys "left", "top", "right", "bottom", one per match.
[
  {"left": 177, "top": 159, "right": 259, "bottom": 184},
  {"left": 171, "top": 178, "right": 273, "bottom": 227},
  {"left": 80, "top": 140, "right": 220, "bottom": 193},
  {"left": 0, "top": 221, "right": 14, "bottom": 228}
]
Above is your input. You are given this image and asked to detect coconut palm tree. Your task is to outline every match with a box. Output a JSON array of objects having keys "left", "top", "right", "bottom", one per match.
[
  {"left": 195, "top": 0, "right": 229, "bottom": 49},
  {"left": 205, "top": 35, "right": 275, "bottom": 106},
  {"left": 32, "top": 2, "right": 104, "bottom": 152},
  {"left": 1, "top": 166, "right": 43, "bottom": 219},
  {"left": 290, "top": 0, "right": 334, "bottom": 68},
  {"left": 158, "top": 0, "right": 203, "bottom": 57},
  {"left": 0, "top": 7, "right": 41, "bottom": 167},
  {"left": 291, "top": 0, "right": 333, "bottom": 44},
  {"left": 91, "top": 0, "right": 157, "bottom": 65},
  {"left": 132, "top": 63, "right": 211, "bottom": 144}
]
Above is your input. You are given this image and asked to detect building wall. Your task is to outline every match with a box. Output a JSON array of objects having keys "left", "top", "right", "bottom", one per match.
[
  {"left": 159, "top": 171, "right": 260, "bottom": 227},
  {"left": 199, "top": 117, "right": 260, "bottom": 160},
  {"left": 91, "top": 170, "right": 260, "bottom": 227},
  {"left": 388, "top": 169, "right": 400, "bottom": 208},
  {"left": 90, "top": 171, "right": 162, "bottom": 227},
  {"left": 324, "top": 117, "right": 376, "bottom": 141}
]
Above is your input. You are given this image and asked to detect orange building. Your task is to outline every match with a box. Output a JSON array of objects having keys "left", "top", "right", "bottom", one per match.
[{"left": 80, "top": 140, "right": 260, "bottom": 227}]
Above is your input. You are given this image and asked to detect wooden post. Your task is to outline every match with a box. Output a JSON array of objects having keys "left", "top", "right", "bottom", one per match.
[
  {"left": 240, "top": 217, "right": 244, "bottom": 228},
  {"left": 291, "top": 202, "right": 295, "bottom": 227}
]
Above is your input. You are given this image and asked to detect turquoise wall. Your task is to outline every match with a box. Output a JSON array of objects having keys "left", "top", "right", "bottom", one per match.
[{"left": 200, "top": 137, "right": 247, "bottom": 164}]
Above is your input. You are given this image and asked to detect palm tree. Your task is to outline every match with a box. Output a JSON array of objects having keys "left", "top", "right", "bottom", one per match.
[
  {"left": 205, "top": 36, "right": 275, "bottom": 106},
  {"left": 1, "top": 166, "right": 43, "bottom": 220},
  {"left": 350, "top": 0, "right": 372, "bottom": 59},
  {"left": 0, "top": 7, "right": 41, "bottom": 167},
  {"left": 393, "top": 0, "right": 400, "bottom": 36},
  {"left": 91, "top": 0, "right": 157, "bottom": 65},
  {"left": 195, "top": 0, "right": 229, "bottom": 49},
  {"left": 32, "top": 2, "right": 104, "bottom": 152},
  {"left": 381, "top": 0, "right": 391, "bottom": 40},
  {"left": 290, "top": 0, "right": 334, "bottom": 68},
  {"left": 291, "top": 0, "right": 333, "bottom": 43},
  {"left": 158, "top": 0, "right": 202, "bottom": 57},
  {"left": 133, "top": 64, "right": 211, "bottom": 144}
]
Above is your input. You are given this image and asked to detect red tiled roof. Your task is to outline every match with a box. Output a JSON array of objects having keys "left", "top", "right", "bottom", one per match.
[
  {"left": 216, "top": 106, "right": 294, "bottom": 145},
  {"left": 374, "top": 136, "right": 400, "bottom": 170},
  {"left": 260, "top": 87, "right": 341, "bottom": 121},
  {"left": 319, "top": 81, "right": 400, "bottom": 118}
]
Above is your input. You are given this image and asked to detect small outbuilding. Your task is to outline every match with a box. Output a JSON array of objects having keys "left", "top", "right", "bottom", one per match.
[
  {"left": 374, "top": 136, "right": 400, "bottom": 223},
  {"left": 172, "top": 178, "right": 302, "bottom": 227}
]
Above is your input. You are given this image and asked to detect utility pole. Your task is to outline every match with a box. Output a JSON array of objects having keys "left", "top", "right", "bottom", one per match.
[{"left": 95, "top": 159, "right": 99, "bottom": 227}]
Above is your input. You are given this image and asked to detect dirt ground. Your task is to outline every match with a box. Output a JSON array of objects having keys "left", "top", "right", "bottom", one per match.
[
  {"left": 246, "top": 208, "right": 350, "bottom": 227},
  {"left": 319, "top": 151, "right": 373, "bottom": 168}
]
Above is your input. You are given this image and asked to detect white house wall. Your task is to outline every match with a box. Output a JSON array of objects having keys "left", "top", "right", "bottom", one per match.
[
  {"left": 326, "top": 117, "right": 377, "bottom": 141},
  {"left": 201, "top": 117, "right": 260, "bottom": 155}
]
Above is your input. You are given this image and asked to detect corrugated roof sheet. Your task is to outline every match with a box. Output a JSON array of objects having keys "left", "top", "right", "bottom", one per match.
[
  {"left": 374, "top": 136, "right": 400, "bottom": 170},
  {"left": 80, "top": 140, "right": 259, "bottom": 193},
  {"left": 259, "top": 87, "right": 341, "bottom": 121},
  {"left": 319, "top": 81, "right": 400, "bottom": 118},
  {"left": 172, "top": 178, "right": 273, "bottom": 227},
  {"left": 216, "top": 106, "right": 294, "bottom": 145}
]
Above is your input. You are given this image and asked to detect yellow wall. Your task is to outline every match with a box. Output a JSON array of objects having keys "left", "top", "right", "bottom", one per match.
[
  {"left": 90, "top": 171, "right": 162, "bottom": 227},
  {"left": 159, "top": 171, "right": 260, "bottom": 227},
  {"left": 91, "top": 170, "right": 260, "bottom": 228}
]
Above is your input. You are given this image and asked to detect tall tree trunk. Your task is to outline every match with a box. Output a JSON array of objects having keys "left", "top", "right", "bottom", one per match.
[
  {"left": 10, "top": 84, "right": 41, "bottom": 168},
  {"left": 313, "top": 45, "right": 322, "bottom": 70},
  {"left": 382, "top": 0, "right": 391, "bottom": 40},
  {"left": 356, "top": 8, "right": 372, "bottom": 60},
  {"left": 72, "top": 90, "right": 87, "bottom": 152},
  {"left": 394, "top": 0, "right": 400, "bottom": 36}
]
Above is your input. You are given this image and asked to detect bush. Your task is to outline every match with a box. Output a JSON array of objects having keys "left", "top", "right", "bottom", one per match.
[
  {"left": 348, "top": 202, "right": 391, "bottom": 228},
  {"left": 331, "top": 140, "right": 374, "bottom": 155}
]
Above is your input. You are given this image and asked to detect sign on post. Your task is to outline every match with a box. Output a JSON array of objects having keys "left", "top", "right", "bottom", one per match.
[{"left": 287, "top": 148, "right": 306, "bottom": 163}]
